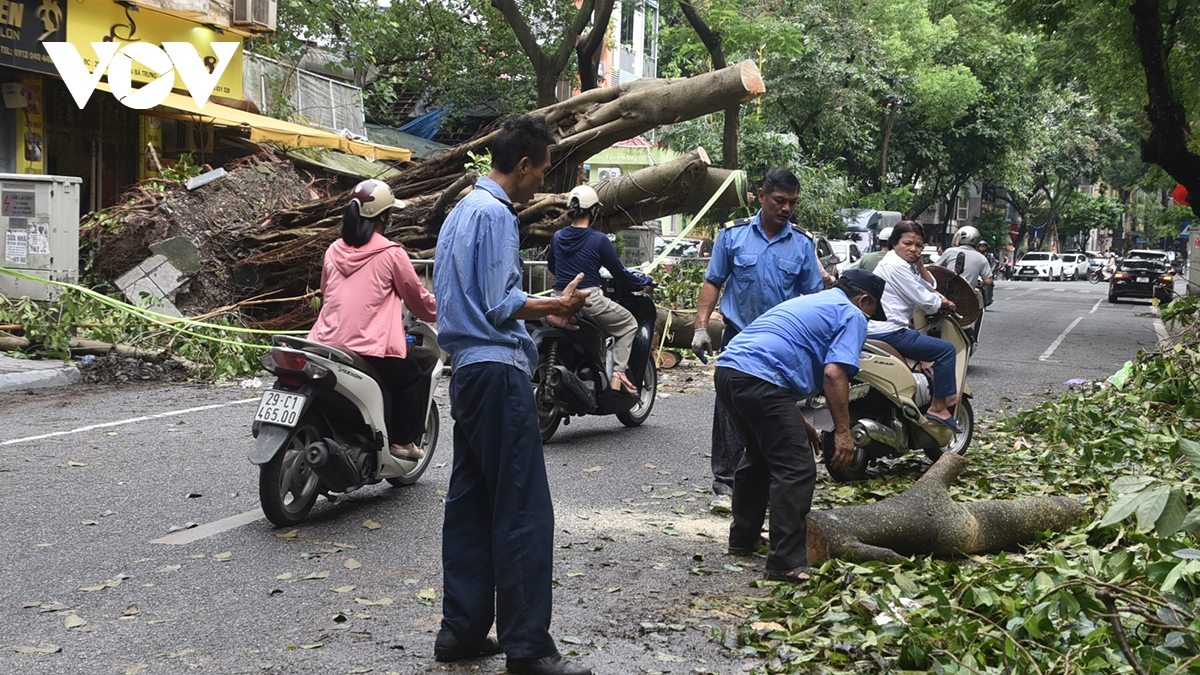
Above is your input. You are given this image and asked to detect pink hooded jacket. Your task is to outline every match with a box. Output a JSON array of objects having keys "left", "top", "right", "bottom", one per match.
[{"left": 308, "top": 232, "right": 437, "bottom": 359}]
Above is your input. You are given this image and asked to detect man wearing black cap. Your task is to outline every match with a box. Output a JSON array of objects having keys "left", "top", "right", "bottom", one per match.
[{"left": 713, "top": 268, "right": 887, "bottom": 582}]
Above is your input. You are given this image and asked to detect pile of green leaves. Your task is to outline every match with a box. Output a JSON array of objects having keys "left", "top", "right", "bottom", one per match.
[
  {"left": 0, "top": 288, "right": 271, "bottom": 380},
  {"left": 735, "top": 300, "right": 1200, "bottom": 673}
]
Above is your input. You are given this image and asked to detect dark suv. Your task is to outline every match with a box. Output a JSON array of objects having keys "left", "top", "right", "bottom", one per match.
[{"left": 1108, "top": 259, "right": 1175, "bottom": 304}]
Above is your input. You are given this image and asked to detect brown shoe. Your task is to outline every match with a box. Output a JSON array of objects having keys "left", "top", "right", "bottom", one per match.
[
  {"left": 610, "top": 373, "right": 636, "bottom": 394},
  {"left": 389, "top": 443, "right": 425, "bottom": 461}
]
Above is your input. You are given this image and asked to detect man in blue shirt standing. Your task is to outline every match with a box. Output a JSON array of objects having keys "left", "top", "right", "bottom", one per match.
[
  {"left": 691, "top": 168, "right": 827, "bottom": 498},
  {"left": 716, "top": 269, "right": 887, "bottom": 581},
  {"left": 433, "top": 115, "right": 593, "bottom": 675}
]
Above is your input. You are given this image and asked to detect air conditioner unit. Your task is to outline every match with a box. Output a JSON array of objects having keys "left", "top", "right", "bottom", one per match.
[
  {"left": 233, "top": 0, "right": 277, "bottom": 31},
  {"left": 597, "top": 167, "right": 622, "bottom": 182}
]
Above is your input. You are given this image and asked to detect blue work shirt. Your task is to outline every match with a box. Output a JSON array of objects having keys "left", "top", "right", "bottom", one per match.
[
  {"left": 705, "top": 213, "right": 825, "bottom": 332},
  {"left": 718, "top": 289, "right": 866, "bottom": 398},
  {"left": 433, "top": 177, "right": 538, "bottom": 376}
]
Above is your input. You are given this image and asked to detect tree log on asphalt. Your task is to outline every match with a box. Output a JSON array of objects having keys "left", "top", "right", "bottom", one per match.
[
  {"left": 805, "top": 453, "right": 1085, "bottom": 564},
  {"left": 654, "top": 308, "right": 725, "bottom": 350}
]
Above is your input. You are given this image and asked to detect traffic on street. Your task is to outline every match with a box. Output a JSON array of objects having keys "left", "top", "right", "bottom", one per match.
[{"left": 0, "top": 276, "right": 1171, "bottom": 675}]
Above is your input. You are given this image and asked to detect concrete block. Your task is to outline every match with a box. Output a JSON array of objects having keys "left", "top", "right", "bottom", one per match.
[
  {"left": 150, "top": 237, "right": 201, "bottom": 273},
  {"left": 147, "top": 259, "right": 185, "bottom": 296},
  {"left": 114, "top": 265, "right": 146, "bottom": 291}
]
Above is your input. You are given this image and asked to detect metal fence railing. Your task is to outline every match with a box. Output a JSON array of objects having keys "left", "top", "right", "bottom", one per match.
[{"left": 409, "top": 260, "right": 556, "bottom": 296}]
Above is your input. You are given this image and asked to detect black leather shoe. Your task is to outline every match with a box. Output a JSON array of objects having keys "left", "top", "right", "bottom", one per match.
[
  {"left": 506, "top": 652, "right": 592, "bottom": 675},
  {"left": 433, "top": 628, "right": 502, "bottom": 662},
  {"left": 727, "top": 535, "right": 769, "bottom": 556}
]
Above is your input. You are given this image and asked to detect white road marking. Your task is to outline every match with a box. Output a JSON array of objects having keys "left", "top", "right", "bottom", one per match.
[
  {"left": 0, "top": 397, "right": 260, "bottom": 446},
  {"left": 1154, "top": 319, "right": 1170, "bottom": 343},
  {"left": 1039, "top": 317, "right": 1085, "bottom": 362},
  {"left": 151, "top": 508, "right": 265, "bottom": 545},
  {"left": 1089, "top": 299, "right": 1102, "bottom": 314}
]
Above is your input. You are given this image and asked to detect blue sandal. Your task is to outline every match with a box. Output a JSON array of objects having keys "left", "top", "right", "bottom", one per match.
[{"left": 924, "top": 412, "right": 963, "bottom": 433}]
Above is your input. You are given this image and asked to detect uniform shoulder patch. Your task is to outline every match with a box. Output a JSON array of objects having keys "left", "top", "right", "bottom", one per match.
[
  {"left": 790, "top": 224, "right": 814, "bottom": 239},
  {"left": 724, "top": 217, "right": 753, "bottom": 229}
]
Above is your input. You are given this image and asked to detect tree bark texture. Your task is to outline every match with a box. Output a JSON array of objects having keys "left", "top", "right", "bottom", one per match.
[
  {"left": 805, "top": 453, "right": 1085, "bottom": 564},
  {"left": 1130, "top": 0, "right": 1200, "bottom": 219},
  {"left": 654, "top": 308, "right": 725, "bottom": 350}
]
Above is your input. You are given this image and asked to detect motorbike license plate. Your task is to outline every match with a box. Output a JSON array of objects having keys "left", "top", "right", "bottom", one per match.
[
  {"left": 254, "top": 391, "right": 306, "bottom": 427},
  {"left": 1137, "top": 277, "right": 1149, "bottom": 283}
]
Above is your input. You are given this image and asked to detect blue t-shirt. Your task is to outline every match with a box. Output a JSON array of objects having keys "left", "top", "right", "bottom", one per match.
[
  {"left": 718, "top": 289, "right": 866, "bottom": 398},
  {"left": 433, "top": 177, "right": 538, "bottom": 375},
  {"left": 705, "top": 213, "right": 825, "bottom": 331},
  {"left": 548, "top": 226, "right": 652, "bottom": 291}
]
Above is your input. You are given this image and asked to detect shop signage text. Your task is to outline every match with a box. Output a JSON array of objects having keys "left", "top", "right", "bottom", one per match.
[{"left": 42, "top": 40, "right": 240, "bottom": 109}]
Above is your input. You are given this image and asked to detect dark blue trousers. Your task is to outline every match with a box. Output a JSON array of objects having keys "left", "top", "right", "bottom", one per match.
[
  {"left": 441, "top": 362, "right": 557, "bottom": 659},
  {"left": 711, "top": 324, "right": 742, "bottom": 492},
  {"left": 872, "top": 328, "right": 957, "bottom": 398}
]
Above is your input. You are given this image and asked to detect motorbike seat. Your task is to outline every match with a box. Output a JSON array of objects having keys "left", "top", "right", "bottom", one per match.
[{"left": 865, "top": 339, "right": 906, "bottom": 363}]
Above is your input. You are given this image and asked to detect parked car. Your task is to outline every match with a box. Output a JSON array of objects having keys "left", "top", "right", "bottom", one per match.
[
  {"left": 1014, "top": 252, "right": 1065, "bottom": 281},
  {"left": 1086, "top": 252, "right": 1107, "bottom": 273},
  {"left": 829, "top": 239, "right": 863, "bottom": 275},
  {"left": 1126, "top": 249, "right": 1171, "bottom": 267},
  {"left": 1059, "top": 253, "right": 1091, "bottom": 280},
  {"left": 654, "top": 236, "right": 713, "bottom": 260},
  {"left": 1109, "top": 259, "right": 1175, "bottom": 304},
  {"left": 813, "top": 232, "right": 842, "bottom": 279}
]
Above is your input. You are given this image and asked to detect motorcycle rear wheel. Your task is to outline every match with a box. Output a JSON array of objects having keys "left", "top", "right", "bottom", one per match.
[
  {"left": 387, "top": 401, "right": 439, "bottom": 487},
  {"left": 924, "top": 397, "right": 973, "bottom": 463},
  {"left": 616, "top": 358, "right": 657, "bottom": 428},
  {"left": 259, "top": 419, "right": 325, "bottom": 527},
  {"left": 822, "top": 431, "right": 870, "bottom": 482}
]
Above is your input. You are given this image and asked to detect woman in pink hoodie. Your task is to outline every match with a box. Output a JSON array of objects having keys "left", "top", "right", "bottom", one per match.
[{"left": 308, "top": 179, "right": 438, "bottom": 460}]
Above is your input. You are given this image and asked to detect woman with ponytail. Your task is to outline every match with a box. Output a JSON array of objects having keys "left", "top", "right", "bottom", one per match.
[{"left": 309, "top": 179, "right": 438, "bottom": 459}]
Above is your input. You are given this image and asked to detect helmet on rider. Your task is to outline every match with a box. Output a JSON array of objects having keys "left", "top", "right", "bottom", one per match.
[
  {"left": 349, "top": 179, "right": 398, "bottom": 219},
  {"left": 567, "top": 184, "right": 602, "bottom": 210},
  {"left": 952, "top": 225, "right": 982, "bottom": 248},
  {"left": 877, "top": 226, "right": 894, "bottom": 249}
]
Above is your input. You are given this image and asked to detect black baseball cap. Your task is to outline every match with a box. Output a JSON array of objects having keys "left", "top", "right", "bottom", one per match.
[{"left": 839, "top": 268, "right": 888, "bottom": 321}]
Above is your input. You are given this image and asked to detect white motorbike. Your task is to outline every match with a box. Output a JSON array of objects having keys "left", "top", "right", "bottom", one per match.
[{"left": 249, "top": 317, "right": 444, "bottom": 527}]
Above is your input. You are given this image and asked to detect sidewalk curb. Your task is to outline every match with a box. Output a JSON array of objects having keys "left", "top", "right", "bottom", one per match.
[{"left": 0, "top": 364, "right": 81, "bottom": 393}]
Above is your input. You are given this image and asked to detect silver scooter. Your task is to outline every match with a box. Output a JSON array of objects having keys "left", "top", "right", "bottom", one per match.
[{"left": 249, "top": 317, "right": 444, "bottom": 526}]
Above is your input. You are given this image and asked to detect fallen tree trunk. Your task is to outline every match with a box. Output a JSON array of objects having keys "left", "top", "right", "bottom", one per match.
[
  {"left": 0, "top": 336, "right": 202, "bottom": 372},
  {"left": 806, "top": 453, "right": 1084, "bottom": 563},
  {"left": 83, "top": 62, "right": 765, "bottom": 330},
  {"left": 654, "top": 308, "right": 725, "bottom": 350}
]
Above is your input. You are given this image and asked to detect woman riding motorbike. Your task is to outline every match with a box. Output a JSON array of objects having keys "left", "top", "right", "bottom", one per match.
[
  {"left": 866, "top": 220, "right": 962, "bottom": 432},
  {"left": 547, "top": 185, "right": 653, "bottom": 394},
  {"left": 308, "top": 179, "right": 438, "bottom": 459}
]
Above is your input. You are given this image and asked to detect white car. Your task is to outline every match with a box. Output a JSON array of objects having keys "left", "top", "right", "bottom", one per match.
[
  {"left": 829, "top": 239, "right": 863, "bottom": 275},
  {"left": 1059, "top": 253, "right": 1090, "bottom": 280},
  {"left": 1014, "top": 252, "right": 1065, "bottom": 281}
]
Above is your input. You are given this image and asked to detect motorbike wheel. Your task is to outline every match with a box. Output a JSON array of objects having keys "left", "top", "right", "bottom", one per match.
[
  {"left": 924, "top": 397, "right": 974, "bottom": 463},
  {"left": 259, "top": 419, "right": 325, "bottom": 527},
  {"left": 1088, "top": 271, "right": 1100, "bottom": 284},
  {"left": 822, "top": 431, "right": 870, "bottom": 482},
  {"left": 537, "top": 396, "right": 561, "bottom": 443},
  {"left": 387, "top": 401, "right": 439, "bottom": 487},
  {"left": 616, "top": 357, "right": 657, "bottom": 428}
]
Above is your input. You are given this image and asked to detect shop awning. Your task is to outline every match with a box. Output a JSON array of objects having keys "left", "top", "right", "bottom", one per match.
[{"left": 99, "top": 84, "right": 412, "bottom": 162}]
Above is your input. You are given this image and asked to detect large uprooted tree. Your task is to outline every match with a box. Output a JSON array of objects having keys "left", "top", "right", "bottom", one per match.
[{"left": 83, "top": 61, "right": 765, "bottom": 329}]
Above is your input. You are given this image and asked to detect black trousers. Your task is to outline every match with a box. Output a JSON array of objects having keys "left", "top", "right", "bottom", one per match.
[
  {"left": 440, "top": 362, "right": 557, "bottom": 659},
  {"left": 710, "top": 324, "right": 743, "bottom": 492},
  {"left": 362, "top": 355, "right": 427, "bottom": 446},
  {"left": 715, "top": 367, "right": 816, "bottom": 572}
]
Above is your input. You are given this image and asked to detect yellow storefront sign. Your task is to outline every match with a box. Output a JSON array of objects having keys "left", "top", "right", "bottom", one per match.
[
  {"left": 16, "top": 72, "right": 44, "bottom": 173},
  {"left": 66, "top": 0, "right": 242, "bottom": 99}
]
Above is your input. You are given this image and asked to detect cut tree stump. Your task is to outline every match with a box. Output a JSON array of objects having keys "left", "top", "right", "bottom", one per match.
[{"left": 806, "top": 453, "right": 1085, "bottom": 563}]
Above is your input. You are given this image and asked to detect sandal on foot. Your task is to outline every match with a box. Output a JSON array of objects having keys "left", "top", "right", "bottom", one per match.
[
  {"left": 763, "top": 566, "right": 812, "bottom": 583},
  {"left": 923, "top": 412, "right": 963, "bottom": 434}
]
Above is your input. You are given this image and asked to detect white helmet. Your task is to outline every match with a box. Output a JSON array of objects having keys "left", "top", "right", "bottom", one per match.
[
  {"left": 952, "top": 225, "right": 982, "bottom": 248},
  {"left": 567, "top": 185, "right": 602, "bottom": 210},
  {"left": 877, "top": 226, "right": 894, "bottom": 247},
  {"left": 349, "top": 179, "right": 400, "bottom": 219}
]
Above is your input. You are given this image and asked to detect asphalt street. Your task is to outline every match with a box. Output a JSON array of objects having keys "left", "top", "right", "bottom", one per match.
[{"left": 0, "top": 276, "right": 1175, "bottom": 675}]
